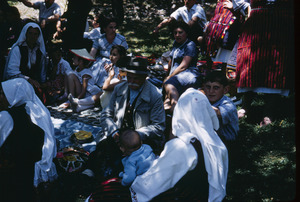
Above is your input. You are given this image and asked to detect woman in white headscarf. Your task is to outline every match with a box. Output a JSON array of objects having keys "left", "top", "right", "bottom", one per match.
[
  {"left": 3, "top": 22, "right": 46, "bottom": 91},
  {"left": 0, "top": 78, "right": 57, "bottom": 189},
  {"left": 130, "top": 88, "right": 228, "bottom": 202}
]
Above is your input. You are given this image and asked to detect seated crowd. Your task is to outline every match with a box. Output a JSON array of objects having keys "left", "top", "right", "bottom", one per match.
[{"left": 0, "top": 0, "right": 293, "bottom": 201}]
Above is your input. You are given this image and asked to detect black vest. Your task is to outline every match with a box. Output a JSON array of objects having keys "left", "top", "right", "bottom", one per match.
[{"left": 19, "top": 45, "right": 42, "bottom": 82}]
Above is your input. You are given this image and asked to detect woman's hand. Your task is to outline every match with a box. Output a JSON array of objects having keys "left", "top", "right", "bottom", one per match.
[
  {"left": 108, "top": 67, "right": 115, "bottom": 78},
  {"left": 223, "top": 0, "right": 233, "bottom": 10},
  {"left": 104, "top": 63, "right": 113, "bottom": 72}
]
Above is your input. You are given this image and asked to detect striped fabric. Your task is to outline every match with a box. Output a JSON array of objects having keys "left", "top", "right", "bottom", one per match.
[
  {"left": 203, "top": 0, "right": 236, "bottom": 57},
  {"left": 88, "top": 178, "right": 130, "bottom": 201},
  {"left": 236, "top": 0, "right": 294, "bottom": 90}
]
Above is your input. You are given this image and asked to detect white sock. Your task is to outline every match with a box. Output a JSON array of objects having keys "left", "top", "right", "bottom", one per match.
[
  {"left": 76, "top": 103, "right": 94, "bottom": 112},
  {"left": 77, "top": 96, "right": 95, "bottom": 106}
]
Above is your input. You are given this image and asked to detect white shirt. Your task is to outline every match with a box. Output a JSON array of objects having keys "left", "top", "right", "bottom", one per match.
[
  {"left": 171, "top": 4, "right": 207, "bottom": 29},
  {"left": 34, "top": 1, "right": 61, "bottom": 22},
  {"left": 6, "top": 42, "right": 46, "bottom": 82},
  {"left": 84, "top": 27, "right": 101, "bottom": 40}
]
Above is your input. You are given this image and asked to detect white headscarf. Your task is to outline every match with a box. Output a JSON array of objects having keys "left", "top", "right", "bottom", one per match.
[
  {"left": 1, "top": 78, "right": 57, "bottom": 187},
  {"left": 0, "top": 111, "right": 14, "bottom": 147},
  {"left": 172, "top": 88, "right": 228, "bottom": 202},
  {"left": 3, "top": 22, "right": 46, "bottom": 80},
  {"left": 10, "top": 22, "right": 46, "bottom": 56},
  {"left": 130, "top": 88, "right": 228, "bottom": 202}
]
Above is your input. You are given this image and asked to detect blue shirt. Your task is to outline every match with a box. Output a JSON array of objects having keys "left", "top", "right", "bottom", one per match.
[
  {"left": 119, "top": 144, "right": 156, "bottom": 186},
  {"left": 92, "top": 33, "right": 128, "bottom": 59},
  {"left": 213, "top": 95, "right": 239, "bottom": 140},
  {"left": 170, "top": 4, "right": 207, "bottom": 29},
  {"left": 170, "top": 39, "right": 198, "bottom": 75}
]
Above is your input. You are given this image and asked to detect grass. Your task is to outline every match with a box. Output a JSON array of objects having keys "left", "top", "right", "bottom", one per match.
[{"left": 8, "top": 0, "right": 297, "bottom": 201}]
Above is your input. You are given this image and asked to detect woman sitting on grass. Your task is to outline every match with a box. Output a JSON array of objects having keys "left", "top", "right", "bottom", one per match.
[
  {"left": 89, "top": 14, "right": 128, "bottom": 90},
  {"left": 163, "top": 21, "right": 202, "bottom": 114},
  {"left": 68, "top": 45, "right": 127, "bottom": 112}
]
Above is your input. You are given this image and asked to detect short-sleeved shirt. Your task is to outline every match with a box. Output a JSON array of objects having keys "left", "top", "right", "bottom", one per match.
[
  {"left": 56, "top": 58, "right": 72, "bottom": 75},
  {"left": 170, "top": 4, "right": 207, "bottom": 29},
  {"left": 84, "top": 27, "right": 101, "bottom": 40},
  {"left": 71, "top": 67, "right": 101, "bottom": 96},
  {"left": 165, "top": 39, "right": 201, "bottom": 94},
  {"left": 213, "top": 95, "right": 239, "bottom": 141},
  {"left": 169, "top": 39, "right": 198, "bottom": 75},
  {"left": 92, "top": 33, "right": 128, "bottom": 59},
  {"left": 34, "top": 2, "right": 61, "bottom": 22}
]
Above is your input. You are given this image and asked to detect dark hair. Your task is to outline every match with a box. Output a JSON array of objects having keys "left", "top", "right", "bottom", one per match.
[
  {"left": 47, "top": 44, "right": 62, "bottom": 54},
  {"left": 204, "top": 71, "right": 228, "bottom": 86},
  {"left": 6, "top": 6, "right": 20, "bottom": 19},
  {"left": 94, "top": 13, "right": 101, "bottom": 24},
  {"left": 99, "top": 14, "right": 118, "bottom": 34},
  {"left": 119, "top": 129, "right": 141, "bottom": 151},
  {"left": 169, "top": 20, "right": 191, "bottom": 37},
  {"left": 110, "top": 45, "right": 126, "bottom": 57}
]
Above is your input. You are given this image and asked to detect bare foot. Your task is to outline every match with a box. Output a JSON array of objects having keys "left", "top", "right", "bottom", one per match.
[{"left": 58, "top": 101, "right": 70, "bottom": 109}]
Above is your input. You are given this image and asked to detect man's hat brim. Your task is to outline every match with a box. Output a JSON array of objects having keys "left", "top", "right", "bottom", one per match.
[
  {"left": 120, "top": 67, "right": 149, "bottom": 75},
  {"left": 118, "top": 57, "right": 149, "bottom": 75}
]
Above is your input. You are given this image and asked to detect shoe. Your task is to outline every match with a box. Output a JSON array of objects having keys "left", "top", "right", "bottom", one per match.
[{"left": 68, "top": 94, "right": 79, "bottom": 112}]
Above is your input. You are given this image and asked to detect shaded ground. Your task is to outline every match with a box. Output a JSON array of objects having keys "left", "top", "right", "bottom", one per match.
[{"left": 8, "top": 0, "right": 297, "bottom": 201}]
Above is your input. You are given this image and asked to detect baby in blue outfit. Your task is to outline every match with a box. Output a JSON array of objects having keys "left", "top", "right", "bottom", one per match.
[{"left": 119, "top": 129, "right": 156, "bottom": 186}]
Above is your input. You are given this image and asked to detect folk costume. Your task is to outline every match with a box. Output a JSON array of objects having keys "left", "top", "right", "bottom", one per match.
[
  {"left": 3, "top": 22, "right": 47, "bottom": 84},
  {"left": 236, "top": 0, "right": 294, "bottom": 95},
  {"left": 203, "top": 0, "right": 250, "bottom": 63}
]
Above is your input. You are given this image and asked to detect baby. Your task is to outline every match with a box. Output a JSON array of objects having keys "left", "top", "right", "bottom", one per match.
[{"left": 118, "top": 129, "right": 156, "bottom": 186}]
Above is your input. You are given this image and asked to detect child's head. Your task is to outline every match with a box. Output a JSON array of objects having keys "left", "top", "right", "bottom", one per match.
[
  {"left": 45, "top": 0, "right": 55, "bottom": 8},
  {"left": 203, "top": 71, "right": 229, "bottom": 104},
  {"left": 119, "top": 129, "right": 142, "bottom": 156},
  {"left": 70, "top": 48, "right": 95, "bottom": 67},
  {"left": 48, "top": 45, "right": 62, "bottom": 64},
  {"left": 110, "top": 45, "right": 126, "bottom": 65}
]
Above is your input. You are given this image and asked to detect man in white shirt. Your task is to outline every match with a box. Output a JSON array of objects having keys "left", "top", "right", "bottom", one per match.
[
  {"left": 153, "top": 0, "right": 207, "bottom": 45},
  {"left": 20, "top": 0, "right": 61, "bottom": 42}
]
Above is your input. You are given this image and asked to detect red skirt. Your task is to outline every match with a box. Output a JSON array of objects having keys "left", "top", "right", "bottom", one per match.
[
  {"left": 203, "top": 0, "right": 238, "bottom": 57},
  {"left": 236, "top": 0, "right": 294, "bottom": 90}
]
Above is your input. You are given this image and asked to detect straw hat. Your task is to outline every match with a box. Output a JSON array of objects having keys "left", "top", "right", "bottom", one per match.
[{"left": 69, "top": 48, "right": 95, "bottom": 61}]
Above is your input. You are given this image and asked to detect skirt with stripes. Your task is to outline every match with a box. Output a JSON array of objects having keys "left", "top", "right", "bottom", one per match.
[
  {"left": 203, "top": 0, "right": 240, "bottom": 57},
  {"left": 236, "top": 0, "right": 294, "bottom": 90}
]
